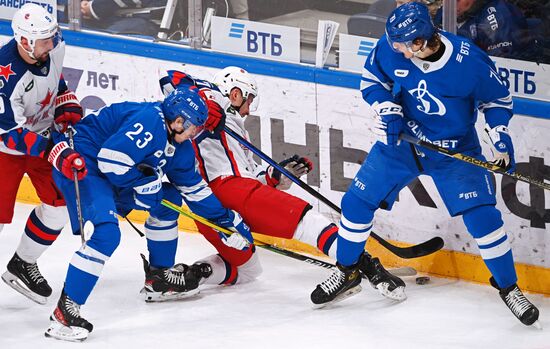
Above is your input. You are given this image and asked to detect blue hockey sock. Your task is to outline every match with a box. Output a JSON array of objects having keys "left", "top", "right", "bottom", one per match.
[
  {"left": 145, "top": 219, "right": 178, "bottom": 268},
  {"left": 64, "top": 222, "right": 120, "bottom": 305},
  {"left": 463, "top": 205, "right": 517, "bottom": 288},
  {"left": 336, "top": 191, "right": 375, "bottom": 267}
]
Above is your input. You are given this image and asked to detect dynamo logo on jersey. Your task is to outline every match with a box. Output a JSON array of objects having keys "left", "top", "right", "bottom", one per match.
[
  {"left": 229, "top": 23, "right": 245, "bottom": 38},
  {"left": 408, "top": 80, "right": 446, "bottom": 116}
]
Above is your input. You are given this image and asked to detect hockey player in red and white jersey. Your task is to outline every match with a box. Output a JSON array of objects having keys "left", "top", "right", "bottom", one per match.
[
  {"left": 0, "top": 4, "right": 86, "bottom": 304},
  {"left": 155, "top": 67, "right": 406, "bottom": 302}
]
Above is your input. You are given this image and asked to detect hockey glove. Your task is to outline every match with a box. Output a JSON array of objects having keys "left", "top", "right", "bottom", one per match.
[
  {"left": 133, "top": 167, "right": 163, "bottom": 210},
  {"left": 48, "top": 141, "right": 87, "bottom": 180},
  {"left": 216, "top": 210, "right": 253, "bottom": 250},
  {"left": 54, "top": 91, "right": 83, "bottom": 133},
  {"left": 0, "top": 128, "right": 50, "bottom": 157},
  {"left": 198, "top": 89, "right": 226, "bottom": 135},
  {"left": 265, "top": 155, "right": 313, "bottom": 190},
  {"left": 372, "top": 101, "right": 403, "bottom": 147},
  {"left": 485, "top": 124, "right": 515, "bottom": 173}
]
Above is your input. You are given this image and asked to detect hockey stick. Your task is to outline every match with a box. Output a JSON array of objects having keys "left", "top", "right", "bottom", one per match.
[
  {"left": 399, "top": 133, "right": 550, "bottom": 191},
  {"left": 67, "top": 127, "right": 94, "bottom": 244},
  {"left": 223, "top": 126, "right": 444, "bottom": 259},
  {"left": 159, "top": 199, "right": 417, "bottom": 278}
]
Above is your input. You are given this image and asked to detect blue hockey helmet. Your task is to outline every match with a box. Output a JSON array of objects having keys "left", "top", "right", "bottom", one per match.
[
  {"left": 385, "top": 2, "right": 435, "bottom": 52},
  {"left": 161, "top": 86, "right": 208, "bottom": 128}
]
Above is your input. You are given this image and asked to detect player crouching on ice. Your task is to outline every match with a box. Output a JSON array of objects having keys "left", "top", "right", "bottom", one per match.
[
  {"left": 44, "top": 87, "right": 252, "bottom": 342},
  {"left": 311, "top": 2, "right": 539, "bottom": 327},
  {"left": 140, "top": 67, "right": 405, "bottom": 304}
]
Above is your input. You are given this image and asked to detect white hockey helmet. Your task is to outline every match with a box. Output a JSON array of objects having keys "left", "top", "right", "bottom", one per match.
[
  {"left": 12, "top": 3, "right": 59, "bottom": 58},
  {"left": 213, "top": 66, "right": 259, "bottom": 112}
]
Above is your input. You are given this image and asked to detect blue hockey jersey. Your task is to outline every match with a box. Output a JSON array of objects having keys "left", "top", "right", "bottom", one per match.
[
  {"left": 71, "top": 101, "right": 227, "bottom": 219},
  {"left": 360, "top": 30, "right": 513, "bottom": 152}
]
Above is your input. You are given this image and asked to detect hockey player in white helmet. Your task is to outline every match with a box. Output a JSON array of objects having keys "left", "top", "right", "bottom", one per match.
[
  {"left": 0, "top": 3, "right": 85, "bottom": 305},
  {"left": 151, "top": 67, "right": 406, "bottom": 302}
]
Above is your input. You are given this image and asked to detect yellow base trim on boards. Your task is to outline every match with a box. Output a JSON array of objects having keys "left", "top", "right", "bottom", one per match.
[{"left": 16, "top": 176, "right": 549, "bottom": 295}]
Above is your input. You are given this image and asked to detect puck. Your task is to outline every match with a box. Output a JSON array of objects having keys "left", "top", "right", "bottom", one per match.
[{"left": 415, "top": 276, "right": 430, "bottom": 285}]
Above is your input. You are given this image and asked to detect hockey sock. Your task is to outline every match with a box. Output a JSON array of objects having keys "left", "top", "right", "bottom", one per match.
[
  {"left": 145, "top": 217, "right": 178, "bottom": 269},
  {"left": 463, "top": 205, "right": 517, "bottom": 288},
  {"left": 195, "top": 254, "right": 235, "bottom": 285},
  {"left": 293, "top": 210, "right": 338, "bottom": 258},
  {"left": 336, "top": 191, "right": 375, "bottom": 267},
  {"left": 16, "top": 205, "right": 66, "bottom": 263},
  {"left": 65, "top": 222, "right": 120, "bottom": 305}
]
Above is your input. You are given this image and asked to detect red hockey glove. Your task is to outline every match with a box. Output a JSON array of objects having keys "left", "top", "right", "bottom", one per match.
[
  {"left": 54, "top": 91, "right": 83, "bottom": 133},
  {"left": 48, "top": 141, "right": 87, "bottom": 180},
  {"left": 198, "top": 89, "right": 226, "bottom": 134}
]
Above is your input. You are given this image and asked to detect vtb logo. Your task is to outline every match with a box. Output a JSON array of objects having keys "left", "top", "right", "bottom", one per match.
[
  {"left": 228, "top": 22, "right": 283, "bottom": 56},
  {"left": 357, "top": 40, "right": 374, "bottom": 57}
]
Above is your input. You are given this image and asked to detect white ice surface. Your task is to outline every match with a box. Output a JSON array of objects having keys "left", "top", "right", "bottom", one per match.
[{"left": 1, "top": 203, "right": 549, "bottom": 349}]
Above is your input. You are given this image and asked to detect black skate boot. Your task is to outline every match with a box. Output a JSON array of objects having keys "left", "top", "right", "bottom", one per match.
[
  {"left": 187, "top": 261, "right": 213, "bottom": 287},
  {"left": 45, "top": 290, "right": 93, "bottom": 342},
  {"left": 490, "top": 277, "right": 541, "bottom": 328},
  {"left": 311, "top": 262, "right": 362, "bottom": 308},
  {"left": 359, "top": 252, "right": 406, "bottom": 301},
  {"left": 140, "top": 254, "right": 200, "bottom": 302},
  {"left": 2, "top": 253, "right": 52, "bottom": 304}
]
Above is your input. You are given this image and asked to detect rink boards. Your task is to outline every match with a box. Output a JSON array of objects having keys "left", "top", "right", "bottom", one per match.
[{"left": 1, "top": 27, "right": 549, "bottom": 295}]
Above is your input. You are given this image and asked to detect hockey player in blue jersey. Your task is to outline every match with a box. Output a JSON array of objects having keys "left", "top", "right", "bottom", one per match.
[
  {"left": 44, "top": 87, "right": 252, "bottom": 342},
  {"left": 311, "top": 2, "right": 540, "bottom": 327},
  {"left": 0, "top": 3, "right": 85, "bottom": 305}
]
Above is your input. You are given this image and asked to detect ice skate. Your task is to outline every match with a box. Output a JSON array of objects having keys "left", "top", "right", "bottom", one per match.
[
  {"left": 2, "top": 253, "right": 52, "bottom": 304},
  {"left": 490, "top": 277, "right": 541, "bottom": 328},
  {"left": 140, "top": 254, "right": 200, "bottom": 302},
  {"left": 45, "top": 290, "right": 93, "bottom": 342},
  {"left": 359, "top": 252, "right": 406, "bottom": 301},
  {"left": 311, "top": 263, "right": 362, "bottom": 308}
]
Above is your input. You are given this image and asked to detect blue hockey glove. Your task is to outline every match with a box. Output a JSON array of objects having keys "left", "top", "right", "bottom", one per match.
[
  {"left": 216, "top": 210, "right": 253, "bottom": 250},
  {"left": 484, "top": 124, "right": 515, "bottom": 173},
  {"left": 133, "top": 166, "right": 163, "bottom": 210},
  {"left": 372, "top": 101, "right": 403, "bottom": 147}
]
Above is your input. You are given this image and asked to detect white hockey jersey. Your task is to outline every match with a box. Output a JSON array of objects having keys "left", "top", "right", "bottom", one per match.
[
  {"left": 193, "top": 100, "right": 267, "bottom": 184},
  {"left": 0, "top": 38, "right": 65, "bottom": 156}
]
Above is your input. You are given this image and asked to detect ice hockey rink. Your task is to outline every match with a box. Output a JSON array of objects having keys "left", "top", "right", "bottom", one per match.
[{"left": 1, "top": 203, "right": 549, "bottom": 348}]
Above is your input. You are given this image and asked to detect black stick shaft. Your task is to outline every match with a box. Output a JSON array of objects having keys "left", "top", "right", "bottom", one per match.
[
  {"left": 399, "top": 133, "right": 550, "bottom": 191},
  {"left": 223, "top": 126, "right": 443, "bottom": 259}
]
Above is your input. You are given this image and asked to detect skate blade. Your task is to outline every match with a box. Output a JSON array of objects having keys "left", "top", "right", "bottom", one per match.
[
  {"left": 45, "top": 319, "right": 89, "bottom": 342},
  {"left": 312, "top": 285, "right": 363, "bottom": 309},
  {"left": 532, "top": 320, "right": 543, "bottom": 330},
  {"left": 376, "top": 283, "right": 407, "bottom": 302},
  {"left": 140, "top": 287, "right": 200, "bottom": 303},
  {"left": 388, "top": 267, "right": 417, "bottom": 277},
  {"left": 1, "top": 271, "right": 48, "bottom": 305}
]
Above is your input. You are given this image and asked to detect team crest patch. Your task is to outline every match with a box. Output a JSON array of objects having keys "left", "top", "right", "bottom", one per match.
[
  {"left": 0, "top": 64, "right": 16, "bottom": 82},
  {"left": 41, "top": 66, "right": 49, "bottom": 75},
  {"left": 423, "top": 63, "right": 430, "bottom": 70}
]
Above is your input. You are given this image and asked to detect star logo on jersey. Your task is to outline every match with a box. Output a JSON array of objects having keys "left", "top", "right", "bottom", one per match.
[
  {"left": 0, "top": 64, "right": 16, "bottom": 82},
  {"left": 37, "top": 89, "right": 54, "bottom": 111}
]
